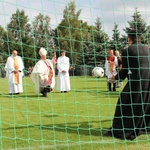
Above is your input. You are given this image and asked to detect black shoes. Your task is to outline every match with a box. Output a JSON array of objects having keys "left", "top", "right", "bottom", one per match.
[
  {"left": 42, "top": 92, "right": 47, "bottom": 97},
  {"left": 41, "top": 89, "right": 47, "bottom": 97},
  {"left": 9, "top": 93, "right": 20, "bottom": 95},
  {"left": 41, "top": 86, "right": 53, "bottom": 97},
  {"left": 61, "top": 91, "right": 67, "bottom": 93},
  {"left": 108, "top": 89, "right": 116, "bottom": 92},
  {"left": 41, "top": 91, "right": 47, "bottom": 97}
]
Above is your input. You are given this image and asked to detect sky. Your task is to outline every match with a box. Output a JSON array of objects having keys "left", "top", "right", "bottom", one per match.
[{"left": 0, "top": 0, "right": 150, "bottom": 38}]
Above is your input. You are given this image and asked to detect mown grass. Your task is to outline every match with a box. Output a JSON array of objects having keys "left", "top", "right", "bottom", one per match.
[{"left": 0, "top": 76, "right": 150, "bottom": 150}]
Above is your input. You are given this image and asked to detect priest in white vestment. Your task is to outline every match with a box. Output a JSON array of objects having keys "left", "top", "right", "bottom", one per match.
[
  {"left": 5, "top": 50, "right": 24, "bottom": 94},
  {"left": 30, "top": 47, "right": 56, "bottom": 97},
  {"left": 57, "top": 51, "right": 71, "bottom": 93}
]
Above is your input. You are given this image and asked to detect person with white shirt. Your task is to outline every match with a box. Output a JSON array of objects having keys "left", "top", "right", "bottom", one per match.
[
  {"left": 30, "top": 47, "right": 56, "bottom": 97},
  {"left": 105, "top": 49, "right": 118, "bottom": 91},
  {"left": 5, "top": 50, "right": 24, "bottom": 94},
  {"left": 57, "top": 51, "right": 71, "bottom": 93}
]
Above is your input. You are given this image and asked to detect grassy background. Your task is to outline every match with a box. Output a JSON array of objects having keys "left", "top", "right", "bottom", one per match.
[{"left": 0, "top": 76, "right": 150, "bottom": 150}]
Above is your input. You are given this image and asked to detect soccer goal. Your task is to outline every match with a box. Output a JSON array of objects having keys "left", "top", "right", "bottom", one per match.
[{"left": 0, "top": 0, "right": 150, "bottom": 150}]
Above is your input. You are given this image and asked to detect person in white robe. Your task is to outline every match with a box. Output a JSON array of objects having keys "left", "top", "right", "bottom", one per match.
[
  {"left": 30, "top": 47, "right": 56, "bottom": 97},
  {"left": 5, "top": 50, "right": 24, "bottom": 94},
  {"left": 57, "top": 51, "right": 71, "bottom": 93},
  {"left": 104, "top": 49, "right": 118, "bottom": 91}
]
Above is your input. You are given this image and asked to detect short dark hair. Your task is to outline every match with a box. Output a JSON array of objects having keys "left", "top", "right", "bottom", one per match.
[
  {"left": 127, "top": 29, "right": 142, "bottom": 42},
  {"left": 61, "top": 50, "right": 66, "bottom": 53}
]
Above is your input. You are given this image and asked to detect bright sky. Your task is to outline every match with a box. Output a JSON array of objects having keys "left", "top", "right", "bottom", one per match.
[{"left": 0, "top": 0, "right": 150, "bottom": 37}]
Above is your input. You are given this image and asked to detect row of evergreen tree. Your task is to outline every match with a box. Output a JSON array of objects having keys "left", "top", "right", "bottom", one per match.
[{"left": 0, "top": 1, "right": 149, "bottom": 68}]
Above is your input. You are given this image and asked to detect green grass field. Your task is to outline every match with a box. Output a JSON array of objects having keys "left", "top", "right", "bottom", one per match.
[{"left": 0, "top": 76, "right": 150, "bottom": 150}]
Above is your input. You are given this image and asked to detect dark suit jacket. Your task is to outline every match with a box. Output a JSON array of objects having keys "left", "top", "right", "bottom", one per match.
[{"left": 110, "top": 42, "right": 150, "bottom": 140}]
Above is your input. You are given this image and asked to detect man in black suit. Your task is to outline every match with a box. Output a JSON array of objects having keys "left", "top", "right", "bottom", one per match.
[{"left": 105, "top": 29, "right": 150, "bottom": 140}]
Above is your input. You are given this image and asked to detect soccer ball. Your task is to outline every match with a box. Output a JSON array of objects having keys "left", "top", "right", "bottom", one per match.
[{"left": 92, "top": 67, "right": 104, "bottom": 78}]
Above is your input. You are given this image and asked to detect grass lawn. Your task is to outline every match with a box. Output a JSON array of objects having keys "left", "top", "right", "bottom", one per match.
[{"left": 0, "top": 76, "right": 150, "bottom": 150}]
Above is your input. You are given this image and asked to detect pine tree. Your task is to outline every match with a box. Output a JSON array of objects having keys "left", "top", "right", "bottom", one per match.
[
  {"left": 124, "top": 8, "right": 146, "bottom": 43},
  {"left": 0, "top": 26, "right": 6, "bottom": 53},
  {"left": 94, "top": 17, "right": 109, "bottom": 65},
  {"left": 32, "top": 13, "right": 55, "bottom": 59},
  {"left": 0, "top": 26, "right": 6, "bottom": 63},
  {"left": 110, "top": 23, "right": 122, "bottom": 52},
  {"left": 55, "top": 1, "right": 83, "bottom": 65},
  {"left": 7, "top": 9, "right": 34, "bottom": 67},
  {"left": 0, "top": 26, "right": 16, "bottom": 64},
  {"left": 84, "top": 17, "right": 109, "bottom": 66},
  {"left": 120, "top": 35, "right": 128, "bottom": 51},
  {"left": 76, "top": 22, "right": 93, "bottom": 65},
  {"left": 144, "top": 26, "right": 150, "bottom": 45}
]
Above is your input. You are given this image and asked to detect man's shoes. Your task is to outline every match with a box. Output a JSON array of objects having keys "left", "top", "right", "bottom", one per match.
[
  {"left": 61, "top": 91, "right": 67, "bottom": 93},
  {"left": 41, "top": 90, "right": 47, "bottom": 97},
  {"left": 9, "top": 93, "right": 20, "bottom": 95},
  {"left": 42, "top": 92, "right": 47, "bottom": 97}
]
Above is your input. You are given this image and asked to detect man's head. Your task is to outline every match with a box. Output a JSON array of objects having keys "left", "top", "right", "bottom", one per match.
[
  {"left": 39, "top": 47, "right": 47, "bottom": 60},
  {"left": 12, "top": 50, "right": 18, "bottom": 57},
  {"left": 108, "top": 49, "right": 114, "bottom": 56},
  {"left": 127, "top": 29, "right": 142, "bottom": 44},
  {"left": 61, "top": 50, "right": 66, "bottom": 56},
  {"left": 41, "top": 55, "right": 46, "bottom": 60}
]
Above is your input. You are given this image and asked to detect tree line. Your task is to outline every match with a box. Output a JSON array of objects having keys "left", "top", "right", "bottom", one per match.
[{"left": 0, "top": 1, "right": 150, "bottom": 68}]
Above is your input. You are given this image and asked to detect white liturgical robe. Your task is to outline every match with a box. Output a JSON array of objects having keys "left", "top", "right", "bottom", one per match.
[
  {"left": 57, "top": 56, "right": 71, "bottom": 92},
  {"left": 30, "top": 59, "right": 55, "bottom": 94},
  {"left": 5, "top": 55, "right": 24, "bottom": 94},
  {"left": 104, "top": 56, "right": 118, "bottom": 79}
]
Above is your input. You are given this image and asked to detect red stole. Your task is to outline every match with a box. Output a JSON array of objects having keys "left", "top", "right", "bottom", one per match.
[
  {"left": 107, "top": 56, "right": 115, "bottom": 73},
  {"left": 44, "top": 61, "right": 53, "bottom": 85}
]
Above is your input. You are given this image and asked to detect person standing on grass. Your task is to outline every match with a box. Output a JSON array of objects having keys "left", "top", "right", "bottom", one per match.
[
  {"left": 104, "top": 29, "right": 150, "bottom": 140},
  {"left": 104, "top": 49, "right": 118, "bottom": 91},
  {"left": 30, "top": 47, "right": 56, "bottom": 97},
  {"left": 5, "top": 50, "right": 24, "bottom": 95},
  {"left": 57, "top": 50, "right": 70, "bottom": 93},
  {"left": 115, "top": 50, "right": 123, "bottom": 88}
]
